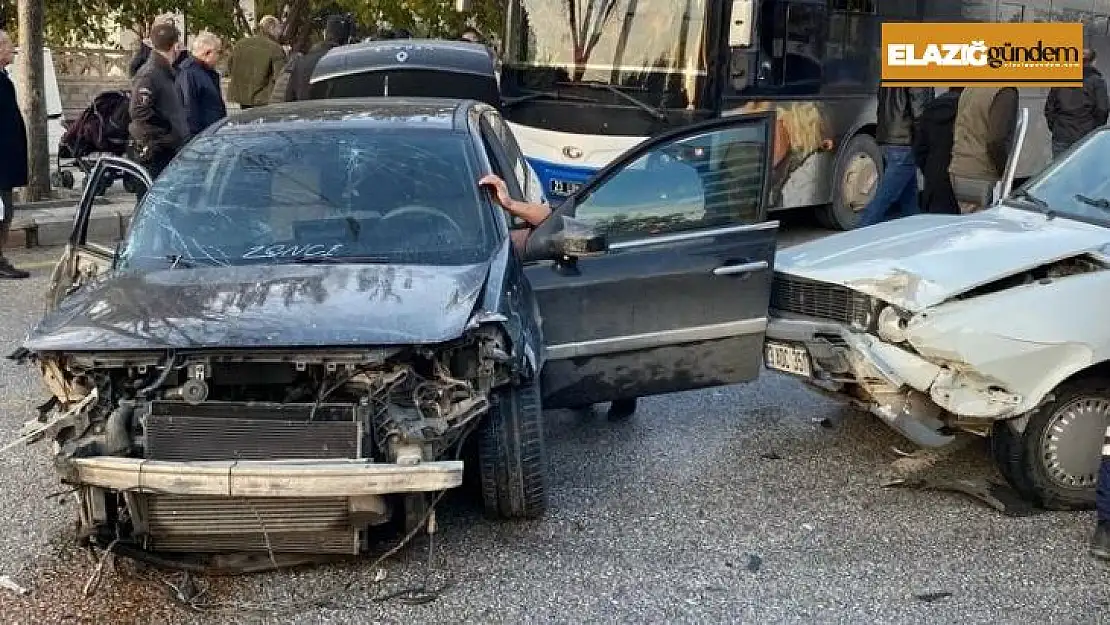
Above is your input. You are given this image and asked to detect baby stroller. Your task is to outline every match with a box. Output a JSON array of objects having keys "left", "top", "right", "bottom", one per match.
[{"left": 54, "top": 89, "right": 142, "bottom": 195}]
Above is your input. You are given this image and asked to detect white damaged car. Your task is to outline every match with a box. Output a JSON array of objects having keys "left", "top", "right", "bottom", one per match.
[{"left": 765, "top": 126, "right": 1110, "bottom": 510}]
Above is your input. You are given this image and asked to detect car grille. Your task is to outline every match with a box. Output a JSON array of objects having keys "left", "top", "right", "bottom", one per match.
[{"left": 770, "top": 273, "right": 873, "bottom": 325}]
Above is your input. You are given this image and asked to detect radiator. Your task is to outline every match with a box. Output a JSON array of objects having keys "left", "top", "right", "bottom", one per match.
[
  {"left": 140, "top": 401, "right": 364, "bottom": 554},
  {"left": 144, "top": 400, "right": 362, "bottom": 462},
  {"left": 144, "top": 495, "right": 359, "bottom": 554}
]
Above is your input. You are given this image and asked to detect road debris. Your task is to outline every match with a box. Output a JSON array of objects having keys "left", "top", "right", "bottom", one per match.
[
  {"left": 914, "top": 591, "right": 953, "bottom": 603},
  {"left": 0, "top": 575, "right": 29, "bottom": 596}
]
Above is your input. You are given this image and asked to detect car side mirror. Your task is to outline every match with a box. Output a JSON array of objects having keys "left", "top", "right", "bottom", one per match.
[{"left": 521, "top": 213, "right": 607, "bottom": 263}]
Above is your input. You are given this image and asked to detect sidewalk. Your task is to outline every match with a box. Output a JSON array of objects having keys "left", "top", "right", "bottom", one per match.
[{"left": 8, "top": 191, "right": 135, "bottom": 249}]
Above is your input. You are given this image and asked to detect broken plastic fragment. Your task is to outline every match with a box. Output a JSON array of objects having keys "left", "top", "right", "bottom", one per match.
[{"left": 0, "top": 575, "right": 29, "bottom": 596}]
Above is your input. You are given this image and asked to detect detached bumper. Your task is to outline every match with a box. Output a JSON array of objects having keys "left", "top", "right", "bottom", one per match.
[
  {"left": 71, "top": 457, "right": 464, "bottom": 497},
  {"left": 766, "top": 315, "right": 1020, "bottom": 447}
]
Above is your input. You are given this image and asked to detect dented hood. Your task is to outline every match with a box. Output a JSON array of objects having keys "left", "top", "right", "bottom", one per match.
[
  {"left": 24, "top": 262, "right": 491, "bottom": 352},
  {"left": 776, "top": 206, "right": 1110, "bottom": 311}
]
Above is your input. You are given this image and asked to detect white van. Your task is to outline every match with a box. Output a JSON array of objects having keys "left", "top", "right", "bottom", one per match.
[{"left": 9, "top": 47, "right": 66, "bottom": 158}]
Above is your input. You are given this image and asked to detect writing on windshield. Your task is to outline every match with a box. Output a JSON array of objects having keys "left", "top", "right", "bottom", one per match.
[{"left": 117, "top": 129, "right": 496, "bottom": 270}]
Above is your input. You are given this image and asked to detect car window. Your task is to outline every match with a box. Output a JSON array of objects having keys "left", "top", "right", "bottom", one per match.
[
  {"left": 572, "top": 123, "right": 768, "bottom": 243},
  {"left": 484, "top": 111, "right": 546, "bottom": 206},
  {"left": 1017, "top": 128, "right": 1110, "bottom": 224},
  {"left": 117, "top": 128, "right": 496, "bottom": 269}
]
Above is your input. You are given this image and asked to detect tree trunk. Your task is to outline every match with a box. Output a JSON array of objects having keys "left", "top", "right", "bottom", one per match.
[{"left": 16, "top": 0, "right": 50, "bottom": 202}]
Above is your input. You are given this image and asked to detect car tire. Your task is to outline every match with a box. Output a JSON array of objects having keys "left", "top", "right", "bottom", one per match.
[
  {"left": 819, "top": 132, "right": 882, "bottom": 231},
  {"left": 478, "top": 376, "right": 547, "bottom": 519},
  {"left": 991, "top": 378, "right": 1109, "bottom": 511}
]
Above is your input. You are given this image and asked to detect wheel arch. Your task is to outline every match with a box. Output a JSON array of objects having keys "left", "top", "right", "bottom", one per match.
[{"left": 1005, "top": 357, "right": 1110, "bottom": 433}]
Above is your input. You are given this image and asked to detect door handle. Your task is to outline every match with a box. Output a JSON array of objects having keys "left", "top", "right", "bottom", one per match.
[{"left": 713, "top": 260, "right": 768, "bottom": 276}]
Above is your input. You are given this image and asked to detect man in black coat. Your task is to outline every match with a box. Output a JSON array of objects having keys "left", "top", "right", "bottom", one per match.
[
  {"left": 176, "top": 33, "right": 227, "bottom": 138},
  {"left": 1045, "top": 48, "right": 1110, "bottom": 158},
  {"left": 912, "top": 87, "right": 962, "bottom": 214},
  {"left": 129, "top": 15, "right": 188, "bottom": 78},
  {"left": 270, "top": 14, "right": 354, "bottom": 103},
  {"left": 0, "top": 30, "right": 30, "bottom": 279},
  {"left": 129, "top": 23, "right": 189, "bottom": 179}
]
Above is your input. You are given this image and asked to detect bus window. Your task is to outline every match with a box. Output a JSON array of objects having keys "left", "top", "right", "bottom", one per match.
[
  {"left": 783, "top": 2, "right": 824, "bottom": 89},
  {"left": 997, "top": 2, "right": 1025, "bottom": 22},
  {"left": 753, "top": 1, "right": 827, "bottom": 93},
  {"left": 824, "top": 1, "right": 878, "bottom": 89}
]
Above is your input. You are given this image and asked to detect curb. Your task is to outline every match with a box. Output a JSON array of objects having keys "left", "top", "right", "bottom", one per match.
[{"left": 10, "top": 211, "right": 131, "bottom": 249}]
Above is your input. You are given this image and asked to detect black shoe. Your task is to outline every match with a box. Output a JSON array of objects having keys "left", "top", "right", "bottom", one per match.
[
  {"left": 0, "top": 258, "right": 29, "bottom": 279},
  {"left": 607, "top": 398, "right": 638, "bottom": 421},
  {"left": 1092, "top": 521, "right": 1110, "bottom": 562}
]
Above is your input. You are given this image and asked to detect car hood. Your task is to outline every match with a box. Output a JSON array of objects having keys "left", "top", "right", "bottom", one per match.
[
  {"left": 776, "top": 206, "right": 1110, "bottom": 311},
  {"left": 24, "top": 262, "right": 491, "bottom": 352}
]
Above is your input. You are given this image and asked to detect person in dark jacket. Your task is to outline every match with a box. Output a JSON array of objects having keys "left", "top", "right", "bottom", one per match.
[
  {"left": 129, "top": 15, "right": 188, "bottom": 78},
  {"left": 129, "top": 23, "right": 189, "bottom": 179},
  {"left": 227, "top": 16, "right": 286, "bottom": 109},
  {"left": 0, "top": 29, "right": 29, "bottom": 279},
  {"left": 271, "top": 14, "right": 354, "bottom": 103},
  {"left": 176, "top": 33, "right": 227, "bottom": 138},
  {"left": 1046, "top": 48, "right": 1110, "bottom": 158},
  {"left": 1093, "top": 428, "right": 1110, "bottom": 562},
  {"left": 857, "top": 87, "right": 934, "bottom": 227},
  {"left": 912, "top": 87, "right": 962, "bottom": 214}
]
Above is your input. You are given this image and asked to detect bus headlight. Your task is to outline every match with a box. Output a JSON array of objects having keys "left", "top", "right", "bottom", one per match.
[{"left": 876, "top": 305, "right": 910, "bottom": 344}]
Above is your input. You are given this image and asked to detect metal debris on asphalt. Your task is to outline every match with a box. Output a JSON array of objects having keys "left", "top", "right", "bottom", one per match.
[
  {"left": 745, "top": 554, "right": 762, "bottom": 573},
  {"left": 914, "top": 591, "right": 953, "bottom": 603},
  {"left": 0, "top": 575, "right": 29, "bottom": 596}
]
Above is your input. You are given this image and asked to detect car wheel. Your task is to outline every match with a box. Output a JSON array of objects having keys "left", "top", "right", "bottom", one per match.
[
  {"left": 478, "top": 376, "right": 547, "bottom": 519},
  {"left": 818, "top": 133, "right": 882, "bottom": 231},
  {"left": 991, "top": 379, "right": 1109, "bottom": 510}
]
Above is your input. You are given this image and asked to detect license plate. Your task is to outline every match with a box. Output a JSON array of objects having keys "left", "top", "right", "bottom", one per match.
[
  {"left": 764, "top": 341, "right": 812, "bottom": 377},
  {"left": 549, "top": 179, "right": 583, "bottom": 197}
]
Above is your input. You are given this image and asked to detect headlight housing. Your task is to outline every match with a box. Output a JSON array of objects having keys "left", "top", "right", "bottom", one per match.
[{"left": 876, "top": 304, "right": 911, "bottom": 343}]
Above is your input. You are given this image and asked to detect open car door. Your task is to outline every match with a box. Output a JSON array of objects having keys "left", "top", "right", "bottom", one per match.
[
  {"left": 524, "top": 113, "right": 779, "bottom": 408},
  {"left": 46, "top": 157, "right": 151, "bottom": 312}
]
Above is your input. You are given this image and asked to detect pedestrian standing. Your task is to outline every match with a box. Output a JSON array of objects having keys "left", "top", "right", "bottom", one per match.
[
  {"left": 856, "top": 87, "right": 933, "bottom": 227},
  {"left": 948, "top": 86, "right": 1019, "bottom": 213},
  {"left": 1093, "top": 427, "right": 1109, "bottom": 561},
  {"left": 271, "top": 14, "right": 354, "bottom": 104},
  {"left": 0, "top": 30, "right": 29, "bottom": 280},
  {"left": 227, "top": 16, "right": 287, "bottom": 110},
  {"left": 912, "top": 87, "right": 963, "bottom": 214},
  {"left": 177, "top": 33, "right": 227, "bottom": 139},
  {"left": 129, "top": 23, "right": 188, "bottom": 179},
  {"left": 129, "top": 14, "right": 187, "bottom": 78},
  {"left": 1045, "top": 48, "right": 1109, "bottom": 159}
]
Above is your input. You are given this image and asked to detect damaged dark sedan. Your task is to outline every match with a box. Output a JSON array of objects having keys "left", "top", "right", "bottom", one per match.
[{"left": 9, "top": 97, "right": 781, "bottom": 566}]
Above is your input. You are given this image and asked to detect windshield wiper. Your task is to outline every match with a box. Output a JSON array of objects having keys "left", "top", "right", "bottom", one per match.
[
  {"left": 502, "top": 89, "right": 597, "bottom": 109},
  {"left": 1075, "top": 193, "right": 1110, "bottom": 210},
  {"left": 166, "top": 254, "right": 195, "bottom": 269},
  {"left": 555, "top": 81, "right": 667, "bottom": 121},
  {"left": 1009, "top": 189, "right": 1055, "bottom": 218}
]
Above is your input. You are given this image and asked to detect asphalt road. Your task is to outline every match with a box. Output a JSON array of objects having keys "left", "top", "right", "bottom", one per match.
[{"left": 0, "top": 216, "right": 1106, "bottom": 624}]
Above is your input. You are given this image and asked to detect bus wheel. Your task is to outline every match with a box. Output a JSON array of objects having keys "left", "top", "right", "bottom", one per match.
[{"left": 820, "top": 133, "right": 882, "bottom": 230}]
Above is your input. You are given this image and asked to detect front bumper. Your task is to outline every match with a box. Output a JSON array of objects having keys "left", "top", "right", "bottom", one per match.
[
  {"left": 766, "top": 315, "right": 1020, "bottom": 447},
  {"left": 71, "top": 457, "right": 464, "bottom": 497}
]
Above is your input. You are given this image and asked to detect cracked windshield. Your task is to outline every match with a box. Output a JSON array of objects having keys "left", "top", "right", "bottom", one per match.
[
  {"left": 117, "top": 128, "right": 496, "bottom": 270},
  {"left": 506, "top": 0, "right": 707, "bottom": 94}
]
